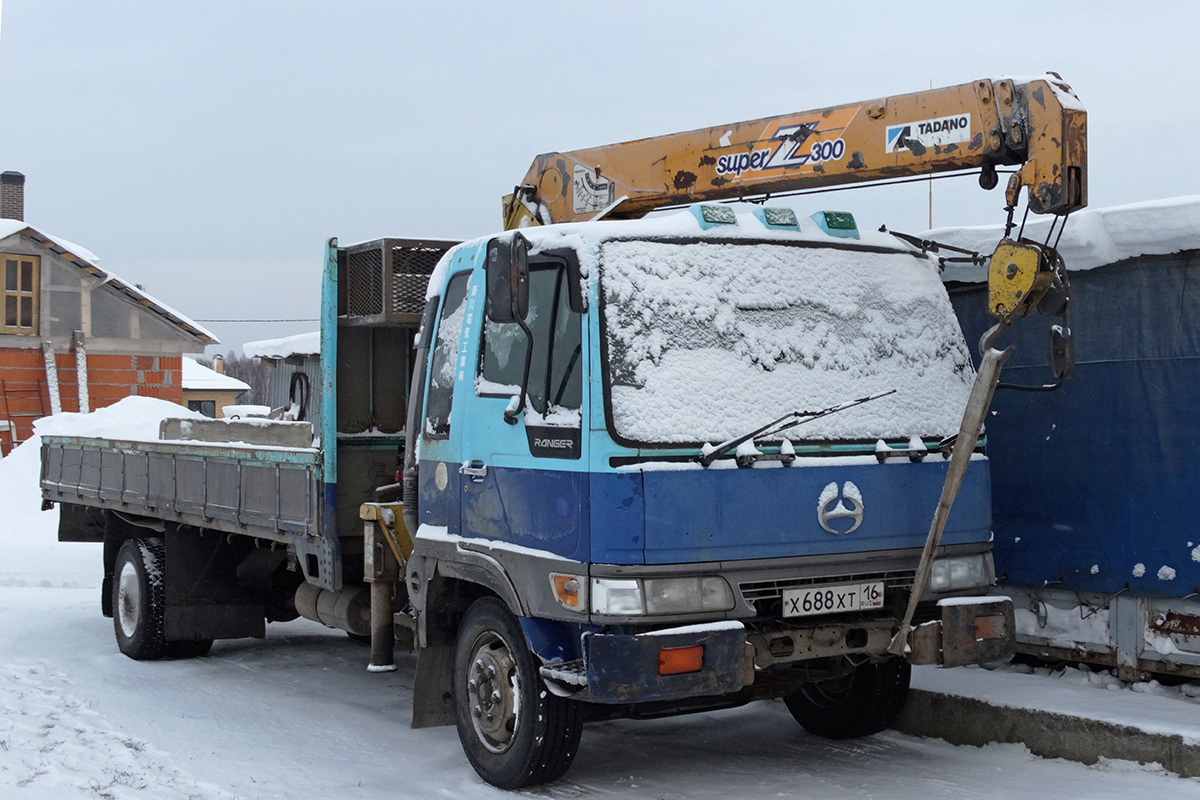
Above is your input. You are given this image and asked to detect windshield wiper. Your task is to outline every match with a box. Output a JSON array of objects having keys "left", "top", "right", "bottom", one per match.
[{"left": 698, "top": 389, "right": 897, "bottom": 468}]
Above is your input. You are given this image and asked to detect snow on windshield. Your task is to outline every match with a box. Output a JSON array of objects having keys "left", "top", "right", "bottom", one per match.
[{"left": 599, "top": 240, "right": 974, "bottom": 445}]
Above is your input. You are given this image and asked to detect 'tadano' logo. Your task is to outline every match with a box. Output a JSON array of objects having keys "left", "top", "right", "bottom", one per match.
[{"left": 885, "top": 114, "right": 972, "bottom": 154}]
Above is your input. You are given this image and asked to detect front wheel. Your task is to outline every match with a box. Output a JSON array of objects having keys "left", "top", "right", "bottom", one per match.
[
  {"left": 783, "top": 656, "right": 911, "bottom": 739},
  {"left": 452, "top": 597, "right": 583, "bottom": 788},
  {"left": 113, "top": 538, "right": 168, "bottom": 660}
]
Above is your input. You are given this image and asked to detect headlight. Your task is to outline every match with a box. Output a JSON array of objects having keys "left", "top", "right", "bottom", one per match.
[
  {"left": 929, "top": 553, "right": 993, "bottom": 593},
  {"left": 644, "top": 577, "right": 734, "bottom": 615},
  {"left": 590, "top": 578, "right": 643, "bottom": 615},
  {"left": 591, "top": 576, "right": 734, "bottom": 616}
]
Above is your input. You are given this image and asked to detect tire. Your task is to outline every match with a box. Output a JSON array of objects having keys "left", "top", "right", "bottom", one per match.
[
  {"left": 166, "top": 639, "right": 214, "bottom": 659},
  {"left": 783, "top": 656, "right": 911, "bottom": 739},
  {"left": 113, "top": 538, "right": 167, "bottom": 660},
  {"left": 452, "top": 597, "right": 583, "bottom": 788}
]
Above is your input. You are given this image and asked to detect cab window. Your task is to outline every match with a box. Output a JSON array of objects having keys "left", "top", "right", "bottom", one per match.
[
  {"left": 423, "top": 272, "right": 470, "bottom": 439},
  {"left": 479, "top": 263, "right": 581, "bottom": 416}
]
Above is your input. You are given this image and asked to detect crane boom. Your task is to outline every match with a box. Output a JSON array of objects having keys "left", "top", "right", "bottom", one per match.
[{"left": 503, "top": 75, "right": 1085, "bottom": 230}]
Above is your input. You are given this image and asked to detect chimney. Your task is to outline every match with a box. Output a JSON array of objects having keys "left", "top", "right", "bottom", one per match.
[
  {"left": 1, "top": 172, "right": 25, "bottom": 221},
  {"left": 212, "top": 354, "right": 225, "bottom": 374}
]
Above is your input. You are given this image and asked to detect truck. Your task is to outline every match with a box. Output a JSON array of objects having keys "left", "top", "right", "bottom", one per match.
[
  {"left": 938, "top": 196, "right": 1200, "bottom": 682},
  {"left": 40, "top": 75, "right": 1086, "bottom": 788}
]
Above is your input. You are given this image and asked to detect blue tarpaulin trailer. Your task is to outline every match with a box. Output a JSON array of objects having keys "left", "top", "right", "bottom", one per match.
[{"left": 941, "top": 197, "right": 1200, "bottom": 679}]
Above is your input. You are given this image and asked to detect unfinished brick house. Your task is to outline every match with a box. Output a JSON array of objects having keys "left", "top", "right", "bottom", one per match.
[{"left": 0, "top": 171, "right": 216, "bottom": 454}]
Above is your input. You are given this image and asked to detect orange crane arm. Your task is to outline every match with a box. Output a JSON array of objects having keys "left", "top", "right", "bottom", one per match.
[{"left": 503, "top": 75, "right": 1085, "bottom": 229}]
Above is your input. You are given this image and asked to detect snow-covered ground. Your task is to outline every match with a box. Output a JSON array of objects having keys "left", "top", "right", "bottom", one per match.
[
  {"left": 3, "top": 591, "right": 1196, "bottom": 800},
  {"left": 3, "top": 401, "right": 1200, "bottom": 797}
]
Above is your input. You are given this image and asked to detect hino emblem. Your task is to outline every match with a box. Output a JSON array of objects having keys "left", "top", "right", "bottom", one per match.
[{"left": 818, "top": 481, "right": 864, "bottom": 534}]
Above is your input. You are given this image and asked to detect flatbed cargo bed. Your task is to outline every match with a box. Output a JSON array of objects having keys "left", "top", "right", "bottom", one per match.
[{"left": 40, "top": 433, "right": 323, "bottom": 559}]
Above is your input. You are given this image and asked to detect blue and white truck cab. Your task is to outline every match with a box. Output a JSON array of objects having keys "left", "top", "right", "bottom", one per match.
[{"left": 398, "top": 205, "right": 1013, "bottom": 786}]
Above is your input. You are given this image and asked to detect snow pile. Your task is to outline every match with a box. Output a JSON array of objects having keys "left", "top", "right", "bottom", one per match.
[
  {"left": 0, "top": 397, "right": 205, "bottom": 589},
  {"left": 1013, "top": 599, "right": 1110, "bottom": 649},
  {"left": 600, "top": 239, "right": 973, "bottom": 443},
  {"left": 221, "top": 403, "right": 271, "bottom": 419},
  {"left": 1003, "top": 660, "right": 1200, "bottom": 702},
  {"left": 932, "top": 195, "right": 1200, "bottom": 283},
  {"left": 243, "top": 330, "right": 320, "bottom": 360}
]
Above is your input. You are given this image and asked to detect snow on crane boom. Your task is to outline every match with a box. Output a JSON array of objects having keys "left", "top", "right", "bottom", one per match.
[{"left": 502, "top": 74, "right": 1086, "bottom": 229}]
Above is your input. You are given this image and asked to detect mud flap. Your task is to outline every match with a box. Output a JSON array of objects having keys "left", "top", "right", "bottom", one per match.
[{"left": 411, "top": 643, "right": 455, "bottom": 728}]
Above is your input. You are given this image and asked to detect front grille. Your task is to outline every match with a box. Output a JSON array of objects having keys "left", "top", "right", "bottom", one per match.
[{"left": 739, "top": 569, "right": 916, "bottom": 603}]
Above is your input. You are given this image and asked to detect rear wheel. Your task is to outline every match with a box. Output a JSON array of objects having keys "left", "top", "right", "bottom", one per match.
[
  {"left": 113, "top": 538, "right": 167, "bottom": 660},
  {"left": 783, "top": 656, "right": 911, "bottom": 739},
  {"left": 452, "top": 597, "right": 582, "bottom": 788}
]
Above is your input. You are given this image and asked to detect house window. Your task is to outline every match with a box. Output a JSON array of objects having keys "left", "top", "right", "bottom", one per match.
[
  {"left": 2, "top": 253, "right": 39, "bottom": 335},
  {"left": 188, "top": 400, "right": 216, "bottom": 417}
]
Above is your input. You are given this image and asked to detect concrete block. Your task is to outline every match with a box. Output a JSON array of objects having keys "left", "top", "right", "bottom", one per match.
[
  {"left": 894, "top": 688, "right": 1200, "bottom": 778},
  {"left": 160, "top": 417, "right": 314, "bottom": 448}
]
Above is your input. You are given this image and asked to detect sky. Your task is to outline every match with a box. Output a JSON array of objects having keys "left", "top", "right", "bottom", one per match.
[{"left": 0, "top": 1, "right": 1197, "bottom": 355}]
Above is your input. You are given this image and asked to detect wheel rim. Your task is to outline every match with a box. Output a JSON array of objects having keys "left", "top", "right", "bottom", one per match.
[
  {"left": 116, "top": 559, "right": 141, "bottom": 639},
  {"left": 465, "top": 629, "right": 521, "bottom": 754}
]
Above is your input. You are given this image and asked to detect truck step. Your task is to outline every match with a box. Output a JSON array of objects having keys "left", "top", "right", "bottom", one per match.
[{"left": 540, "top": 659, "right": 587, "bottom": 687}]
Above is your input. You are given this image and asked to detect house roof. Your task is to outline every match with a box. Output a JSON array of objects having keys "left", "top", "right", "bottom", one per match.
[
  {"left": 0, "top": 218, "right": 219, "bottom": 344},
  {"left": 243, "top": 330, "right": 320, "bottom": 360},
  {"left": 182, "top": 356, "right": 250, "bottom": 392}
]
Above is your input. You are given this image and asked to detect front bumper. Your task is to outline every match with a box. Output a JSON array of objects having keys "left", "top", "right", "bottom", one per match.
[{"left": 539, "top": 597, "right": 1014, "bottom": 704}]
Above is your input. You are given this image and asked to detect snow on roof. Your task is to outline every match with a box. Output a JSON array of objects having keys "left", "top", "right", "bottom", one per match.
[
  {"left": 0, "top": 218, "right": 219, "bottom": 343},
  {"left": 182, "top": 356, "right": 250, "bottom": 392},
  {"left": 243, "top": 330, "right": 320, "bottom": 360},
  {"left": 929, "top": 195, "right": 1200, "bottom": 283},
  {"left": 0, "top": 218, "right": 101, "bottom": 263},
  {"left": 425, "top": 203, "right": 920, "bottom": 301}
]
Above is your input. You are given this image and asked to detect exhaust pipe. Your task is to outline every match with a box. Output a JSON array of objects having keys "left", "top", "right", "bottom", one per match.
[{"left": 294, "top": 582, "right": 370, "bottom": 636}]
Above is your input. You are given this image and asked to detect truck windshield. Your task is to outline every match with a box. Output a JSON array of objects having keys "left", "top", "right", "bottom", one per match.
[{"left": 598, "top": 239, "right": 974, "bottom": 447}]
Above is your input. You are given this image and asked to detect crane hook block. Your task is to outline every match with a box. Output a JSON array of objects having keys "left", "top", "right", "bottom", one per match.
[{"left": 987, "top": 239, "right": 1054, "bottom": 321}]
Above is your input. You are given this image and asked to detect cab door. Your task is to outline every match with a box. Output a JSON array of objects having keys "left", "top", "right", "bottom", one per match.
[
  {"left": 458, "top": 255, "right": 588, "bottom": 562},
  {"left": 417, "top": 267, "right": 475, "bottom": 535}
]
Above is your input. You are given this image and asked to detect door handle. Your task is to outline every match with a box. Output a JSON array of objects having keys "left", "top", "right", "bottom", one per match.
[{"left": 460, "top": 460, "right": 487, "bottom": 479}]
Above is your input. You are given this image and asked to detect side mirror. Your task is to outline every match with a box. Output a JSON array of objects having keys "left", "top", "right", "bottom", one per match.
[
  {"left": 486, "top": 233, "right": 530, "bottom": 323},
  {"left": 1049, "top": 324, "right": 1074, "bottom": 383}
]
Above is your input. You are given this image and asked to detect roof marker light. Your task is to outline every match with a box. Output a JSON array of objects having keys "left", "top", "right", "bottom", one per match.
[
  {"left": 811, "top": 210, "right": 860, "bottom": 239},
  {"left": 754, "top": 207, "right": 799, "bottom": 230},
  {"left": 691, "top": 204, "right": 738, "bottom": 229}
]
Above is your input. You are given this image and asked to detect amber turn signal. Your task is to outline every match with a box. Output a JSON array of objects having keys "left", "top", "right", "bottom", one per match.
[
  {"left": 658, "top": 645, "right": 703, "bottom": 675},
  {"left": 550, "top": 573, "right": 583, "bottom": 608}
]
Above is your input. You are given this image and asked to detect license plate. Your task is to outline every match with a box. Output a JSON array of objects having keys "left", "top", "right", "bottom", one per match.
[{"left": 782, "top": 582, "right": 884, "bottom": 617}]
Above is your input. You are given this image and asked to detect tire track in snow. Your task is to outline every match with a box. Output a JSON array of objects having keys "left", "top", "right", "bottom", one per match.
[{"left": 0, "top": 660, "right": 235, "bottom": 799}]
